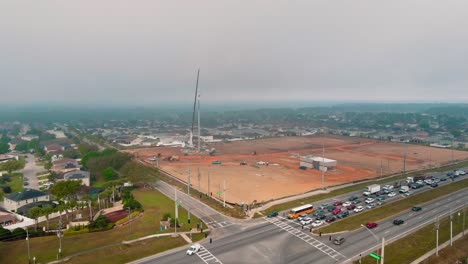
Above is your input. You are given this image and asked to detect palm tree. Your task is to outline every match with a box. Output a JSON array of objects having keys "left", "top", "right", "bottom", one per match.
[
  {"left": 42, "top": 205, "right": 54, "bottom": 231},
  {"left": 29, "top": 207, "right": 42, "bottom": 232},
  {"left": 68, "top": 199, "right": 77, "bottom": 222},
  {"left": 57, "top": 203, "right": 66, "bottom": 222}
]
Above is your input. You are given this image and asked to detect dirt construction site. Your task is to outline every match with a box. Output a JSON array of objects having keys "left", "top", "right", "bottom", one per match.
[{"left": 126, "top": 136, "right": 468, "bottom": 205}]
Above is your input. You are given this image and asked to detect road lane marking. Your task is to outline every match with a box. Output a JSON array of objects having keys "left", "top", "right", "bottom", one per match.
[
  {"left": 196, "top": 246, "right": 223, "bottom": 264},
  {"left": 385, "top": 231, "right": 390, "bottom": 234},
  {"left": 264, "top": 216, "right": 346, "bottom": 261}
]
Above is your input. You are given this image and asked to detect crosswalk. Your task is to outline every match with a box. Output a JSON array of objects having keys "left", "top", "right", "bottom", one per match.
[
  {"left": 196, "top": 246, "right": 223, "bottom": 264},
  {"left": 264, "top": 216, "right": 346, "bottom": 262},
  {"left": 206, "top": 220, "right": 234, "bottom": 229}
]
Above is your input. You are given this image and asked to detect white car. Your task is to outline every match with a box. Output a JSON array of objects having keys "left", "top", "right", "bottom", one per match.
[
  {"left": 186, "top": 243, "right": 201, "bottom": 255},
  {"left": 311, "top": 220, "right": 324, "bottom": 227},
  {"left": 300, "top": 217, "right": 313, "bottom": 225},
  {"left": 354, "top": 206, "right": 364, "bottom": 213},
  {"left": 342, "top": 201, "right": 352, "bottom": 207},
  {"left": 363, "top": 191, "right": 371, "bottom": 196},
  {"left": 388, "top": 192, "right": 396, "bottom": 197},
  {"left": 416, "top": 180, "right": 424, "bottom": 185},
  {"left": 298, "top": 214, "right": 308, "bottom": 221},
  {"left": 365, "top": 198, "right": 375, "bottom": 204}
]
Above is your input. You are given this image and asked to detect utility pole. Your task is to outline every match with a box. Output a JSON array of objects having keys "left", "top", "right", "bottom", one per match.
[
  {"left": 197, "top": 82, "right": 201, "bottom": 153},
  {"left": 451, "top": 139, "right": 454, "bottom": 163},
  {"left": 57, "top": 219, "right": 63, "bottom": 259},
  {"left": 403, "top": 144, "right": 407, "bottom": 177},
  {"left": 450, "top": 211, "right": 453, "bottom": 246},
  {"left": 197, "top": 167, "right": 201, "bottom": 192},
  {"left": 380, "top": 159, "right": 383, "bottom": 178},
  {"left": 463, "top": 200, "right": 466, "bottom": 236},
  {"left": 174, "top": 188, "right": 178, "bottom": 235},
  {"left": 321, "top": 144, "right": 325, "bottom": 190},
  {"left": 208, "top": 170, "right": 211, "bottom": 196},
  {"left": 435, "top": 216, "right": 440, "bottom": 256},
  {"left": 26, "top": 227, "right": 30, "bottom": 263},
  {"left": 223, "top": 179, "right": 226, "bottom": 208},
  {"left": 187, "top": 161, "right": 191, "bottom": 224},
  {"left": 127, "top": 207, "right": 131, "bottom": 241},
  {"left": 380, "top": 237, "right": 385, "bottom": 264}
]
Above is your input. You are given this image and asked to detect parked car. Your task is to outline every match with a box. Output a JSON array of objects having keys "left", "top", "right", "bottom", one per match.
[
  {"left": 393, "top": 219, "right": 404, "bottom": 225},
  {"left": 365, "top": 198, "right": 375, "bottom": 204},
  {"left": 315, "top": 214, "right": 326, "bottom": 220},
  {"left": 333, "top": 201, "right": 343, "bottom": 206},
  {"left": 319, "top": 204, "right": 329, "bottom": 210},
  {"left": 300, "top": 217, "right": 313, "bottom": 225},
  {"left": 325, "top": 216, "right": 336, "bottom": 223},
  {"left": 342, "top": 201, "right": 352, "bottom": 207},
  {"left": 366, "top": 222, "right": 378, "bottom": 229},
  {"left": 311, "top": 220, "right": 324, "bottom": 227},
  {"left": 388, "top": 192, "right": 396, "bottom": 197},
  {"left": 186, "top": 243, "right": 201, "bottom": 255},
  {"left": 347, "top": 204, "right": 356, "bottom": 210},
  {"left": 377, "top": 201, "right": 385, "bottom": 206},
  {"left": 352, "top": 199, "right": 362, "bottom": 204},
  {"left": 366, "top": 203, "right": 376, "bottom": 209},
  {"left": 298, "top": 214, "right": 308, "bottom": 221},
  {"left": 327, "top": 206, "right": 336, "bottom": 212},
  {"left": 336, "top": 211, "right": 349, "bottom": 219},
  {"left": 313, "top": 210, "right": 324, "bottom": 217},
  {"left": 440, "top": 177, "right": 447, "bottom": 181},
  {"left": 412, "top": 206, "right": 422, "bottom": 212},
  {"left": 431, "top": 183, "right": 438, "bottom": 188},
  {"left": 332, "top": 208, "right": 342, "bottom": 215},
  {"left": 333, "top": 237, "right": 345, "bottom": 245},
  {"left": 354, "top": 205, "right": 364, "bottom": 213},
  {"left": 348, "top": 195, "right": 358, "bottom": 201}
]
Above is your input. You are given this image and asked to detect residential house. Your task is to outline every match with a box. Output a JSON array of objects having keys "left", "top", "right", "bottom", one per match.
[
  {"left": 0, "top": 154, "right": 19, "bottom": 163},
  {"left": 52, "top": 158, "right": 79, "bottom": 174},
  {"left": 44, "top": 144, "right": 65, "bottom": 154},
  {"left": 3, "top": 189, "right": 50, "bottom": 212},
  {"left": 58, "top": 170, "right": 90, "bottom": 186}
]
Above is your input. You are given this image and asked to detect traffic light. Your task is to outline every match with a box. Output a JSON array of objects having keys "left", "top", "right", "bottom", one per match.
[{"left": 188, "top": 219, "right": 191, "bottom": 224}]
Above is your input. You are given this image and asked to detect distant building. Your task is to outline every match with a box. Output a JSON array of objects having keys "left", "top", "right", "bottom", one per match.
[
  {"left": 58, "top": 170, "right": 90, "bottom": 186},
  {"left": 3, "top": 189, "right": 50, "bottom": 212},
  {"left": 0, "top": 154, "right": 19, "bottom": 163},
  {"left": 44, "top": 144, "right": 65, "bottom": 154},
  {"left": 20, "top": 135, "right": 39, "bottom": 141},
  {"left": 300, "top": 155, "right": 337, "bottom": 171},
  {"left": 52, "top": 158, "right": 79, "bottom": 173}
]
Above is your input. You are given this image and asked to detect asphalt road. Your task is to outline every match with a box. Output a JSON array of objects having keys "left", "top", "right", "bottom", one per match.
[
  {"left": 134, "top": 168, "right": 468, "bottom": 264},
  {"left": 20, "top": 154, "right": 45, "bottom": 190}
]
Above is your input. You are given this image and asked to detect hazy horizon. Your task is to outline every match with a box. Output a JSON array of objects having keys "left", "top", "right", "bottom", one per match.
[{"left": 1, "top": 1, "right": 468, "bottom": 104}]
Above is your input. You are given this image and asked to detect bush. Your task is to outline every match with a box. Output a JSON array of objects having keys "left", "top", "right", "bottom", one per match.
[
  {"left": 124, "top": 199, "right": 142, "bottom": 211},
  {"left": 88, "top": 215, "right": 111, "bottom": 231},
  {"left": 11, "top": 228, "right": 27, "bottom": 240},
  {"left": 0, "top": 185, "right": 11, "bottom": 193},
  {"left": 102, "top": 167, "right": 118, "bottom": 181},
  {"left": 0, "top": 227, "right": 11, "bottom": 241}
]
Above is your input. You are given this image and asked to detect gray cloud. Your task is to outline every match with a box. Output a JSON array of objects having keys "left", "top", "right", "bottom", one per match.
[{"left": 1, "top": 1, "right": 468, "bottom": 105}]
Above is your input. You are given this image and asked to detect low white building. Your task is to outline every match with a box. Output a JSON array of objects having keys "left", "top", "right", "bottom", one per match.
[
  {"left": 300, "top": 155, "right": 337, "bottom": 171},
  {"left": 3, "top": 189, "right": 50, "bottom": 212}
]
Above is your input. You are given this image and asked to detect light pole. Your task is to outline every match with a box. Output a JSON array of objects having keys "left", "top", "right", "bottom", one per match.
[
  {"left": 25, "top": 227, "right": 30, "bottom": 263},
  {"left": 57, "top": 219, "right": 63, "bottom": 259},
  {"left": 127, "top": 207, "right": 131, "bottom": 241},
  {"left": 361, "top": 224, "right": 384, "bottom": 264},
  {"left": 187, "top": 161, "right": 191, "bottom": 224},
  {"left": 450, "top": 211, "right": 453, "bottom": 246},
  {"left": 435, "top": 216, "right": 440, "bottom": 256}
]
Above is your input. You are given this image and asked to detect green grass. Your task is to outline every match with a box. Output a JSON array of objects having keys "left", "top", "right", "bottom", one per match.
[
  {"left": 420, "top": 234, "right": 468, "bottom": 264},
  {"left": 317, "top": 178, "right": 468, "bottom": 234},
  {"left": 0, "top": 188, "right": 205, "bottom": 264},
  {"left": 356, "top": 208, "right": 467, "bottom": 264},
  {"left": 263, "top": 160, "right": 468, "bottom": 215},
  {"left": 4, "top": 172, "right": 23, "bottom": 193}
]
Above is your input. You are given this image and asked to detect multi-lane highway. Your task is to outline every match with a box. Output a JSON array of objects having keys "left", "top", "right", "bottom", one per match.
[{"left": 133, "top": 169, "right": 467, "bottom": 264}]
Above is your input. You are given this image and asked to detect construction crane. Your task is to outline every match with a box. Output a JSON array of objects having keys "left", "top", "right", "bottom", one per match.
[{"left": 189, "top": 69, "right": 200, "bottom": 149}]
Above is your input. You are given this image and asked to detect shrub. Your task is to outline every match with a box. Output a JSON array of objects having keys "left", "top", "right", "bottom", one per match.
[
  {"left": 0, "top": 227, "right": 11, "bottom": 241},
  {"left": 11, "top": 228, "right": 27, "bottom": 240}
]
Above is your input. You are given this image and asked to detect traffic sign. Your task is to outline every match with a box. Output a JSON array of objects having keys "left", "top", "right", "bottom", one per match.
[
  {"left": 369, "top": 253, "right": 381, "bottom": 260},
  {"left": 217, "top": 191, "right": 222, "bottom": 195}
]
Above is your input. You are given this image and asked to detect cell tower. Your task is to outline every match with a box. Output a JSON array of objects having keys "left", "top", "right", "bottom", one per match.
[{"left": 189, "top": 69, "right": 200, "bottom": 149}]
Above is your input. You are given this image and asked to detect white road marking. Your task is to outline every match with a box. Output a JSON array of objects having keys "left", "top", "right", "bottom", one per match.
[{"left": 196, "top": 246, "right": 223, "bottom": 264}]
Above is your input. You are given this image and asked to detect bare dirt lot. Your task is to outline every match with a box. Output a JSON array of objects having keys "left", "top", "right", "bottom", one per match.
[{"left": 126, "top": 136, "right": 468, "bottom": 204}]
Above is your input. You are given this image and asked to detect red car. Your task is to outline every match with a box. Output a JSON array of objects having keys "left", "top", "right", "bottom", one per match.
[
  {"left": 347, "top": 204, "right": 356, "bottom": 210},
  {"left": 366, "top": 222, "right": 378, "bottom": 229},
  {"left": 333, "top": 201, "right": 343, "bottom": 206},
  {"left": 332, "top": 208, "right": 342, "bottom": 215}
]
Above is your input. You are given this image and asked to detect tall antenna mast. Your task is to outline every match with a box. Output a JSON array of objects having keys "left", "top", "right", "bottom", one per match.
[
  {"left": 190, "top": 69, "right": 200, "bottom": 148},
  {"left": 197, "top": 78, "right": 201, "bottom": 153}
]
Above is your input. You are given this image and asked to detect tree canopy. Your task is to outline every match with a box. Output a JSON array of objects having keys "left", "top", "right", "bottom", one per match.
[{"left": 49, "top": 180, "right": 81, "bottom": 200}]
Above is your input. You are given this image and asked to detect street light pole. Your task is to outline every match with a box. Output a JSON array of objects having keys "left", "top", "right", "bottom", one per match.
[
  {"left": 127, "top": 207, "right": 131, "bottom": 241},
  {"left": 25, "top": 227, "right": 30, "bottom": 263},
  {"left": 361, "top": 224, "right": 384, "bottom": 264},
  {"left": 187, "top": 161, "right": 191, "bottom": 224},
  {"left": 57, "top": 219, "right": 63, "bottom": 259},
  {"left": 450, "top": 212, "right": 453, "bottom": 246},
  {"left": 435, "top": 216, "right": 440, "bottom": 256}
]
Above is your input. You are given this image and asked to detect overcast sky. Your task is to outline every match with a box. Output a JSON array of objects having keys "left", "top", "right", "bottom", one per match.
[{"left": 1, "top": 1, "right": 468, "bottom": 105}]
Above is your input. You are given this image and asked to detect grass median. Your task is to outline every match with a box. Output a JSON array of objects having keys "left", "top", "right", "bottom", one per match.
[
  {"left": 356, "top": 208, "right": 467, "bottom": 264},
  {"left": 316, "top": 178, "right": 468, "bottom": 234},
  {"left": 263, "top": 160, "right": 468, "bottom": 216}
]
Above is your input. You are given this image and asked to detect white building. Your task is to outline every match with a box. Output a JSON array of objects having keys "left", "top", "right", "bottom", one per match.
[
  {"left": 300, "top": 155, "right": 337, "bottom": 171},
  {"left": 3, "top": 189, "right": 50, "bottom": 212}
]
